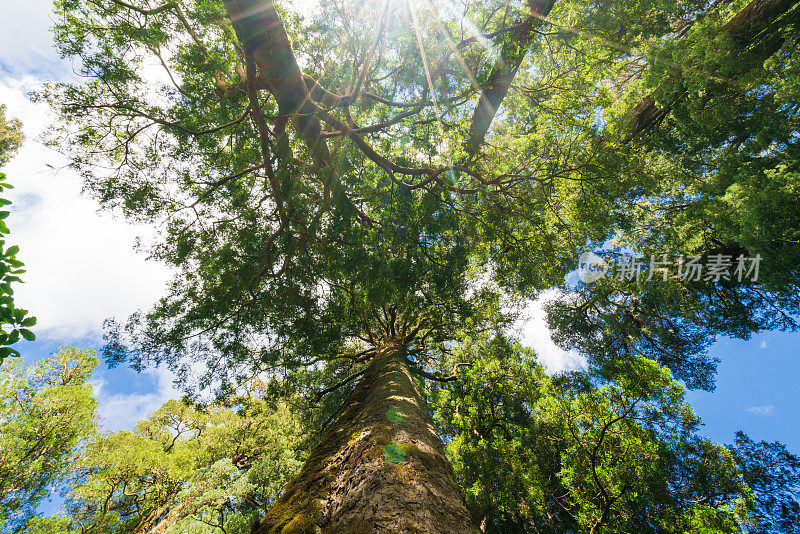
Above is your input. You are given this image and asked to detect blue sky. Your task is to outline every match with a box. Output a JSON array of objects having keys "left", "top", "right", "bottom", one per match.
[
  {"left": 687, "top": 331, "right": 800, "bottom": 452},
  {"left": 2, "top": 0, "right": 798, "bottom": 480}
]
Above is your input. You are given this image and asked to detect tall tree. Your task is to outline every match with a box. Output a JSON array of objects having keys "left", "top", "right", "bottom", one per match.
[
  {"left": 729, "top": 432, "right": 800, "bottom": 534},
  {"left": 43, "top": 0, "right": 800, "bottom": 530},
  {"left": 542, "top": 0, "right": 800, "bottom": 387}
]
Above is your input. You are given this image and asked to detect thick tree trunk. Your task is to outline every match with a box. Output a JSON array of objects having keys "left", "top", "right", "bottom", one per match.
[
  {"left": 254, "top": 340, "right": 479, "bottom": 534},
  {"left": 625, "top": 0, "right": 799, "bottom": 139}
]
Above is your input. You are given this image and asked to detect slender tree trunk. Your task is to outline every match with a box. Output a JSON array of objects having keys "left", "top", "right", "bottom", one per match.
[
  {"left": 465, "top": 0, "right": 557, "bottom": 153},
  {"left": 254, "top": 339, "right": 479, "bottom": 534}
]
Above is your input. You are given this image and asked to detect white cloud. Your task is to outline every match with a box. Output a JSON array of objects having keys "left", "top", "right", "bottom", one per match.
[
  {"left": 0, "top": 0, "right": 189, "bottom": 430},
  {"left": 0, "top": 75, "right": 179, "bottom": 430},
  {"left": 1, "top": 0, "right": 180, "bottom": 433},
  {"left": 0, "top": 78, "right": 172, "bottom": 340},
  {"left": 87, "top": 376, "right": 107, "bottom": 399},
  {"left": 513, "top": 289, "right": 587, "bottom": 373},
  {"left": 747, "top": 405, "right": 775, "bottom": 416},
  {"left": 0, "top": 0, "right": 67, "bottom": 79},
  {"left": 94, "top": 366, "right": 180, "bottom": 431}
]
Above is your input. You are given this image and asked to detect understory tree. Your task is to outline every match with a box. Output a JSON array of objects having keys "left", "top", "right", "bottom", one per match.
[
  {"left": 431, "top": 336, "right": 800, "bottom": 533},
  {"left": 26, "top": 387, "right": 306, "bottom": 534},
  {"left": 0, "top": 348, "right": 97, "bottom": 532},
  {"left": 42, "top": 0, "right": 800, "bottom": 531}
]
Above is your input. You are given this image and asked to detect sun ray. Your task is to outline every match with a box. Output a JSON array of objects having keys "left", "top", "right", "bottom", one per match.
[
  {"left": 436, "top": 0, "right": 500, "bottom": 58},
  {"left": 408, "top": 0, "right": 447, "bottom": 153},
  {"left": 421, "top": 0, "right": 495, "bottom": 123},
  {"left": 351, "top": 0, "right": 392, "bottom": 97}
]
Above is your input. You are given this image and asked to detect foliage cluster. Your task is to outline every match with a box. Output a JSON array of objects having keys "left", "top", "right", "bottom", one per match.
[
  {"left": 432, "top": 337, "right": 800, "bottom": 533},
  {"left": 0, "top": 105, "right": 35, "bottom": 361}
]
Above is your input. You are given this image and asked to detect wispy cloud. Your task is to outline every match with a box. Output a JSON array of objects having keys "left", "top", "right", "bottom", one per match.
[
  {"left": 0, "top": 78, "right": 171, "bottom": 339},
  {"left": 512, "top": 289, "right": 587, "bottom": 373},
  {"left": 0, "top": 3, "right": 206, "bottom": 433},
  {"left": 747, "top": 405, "right": 775, "bottom": 416},
  {"left": 94, "top": 366, "right": 180, "bottom": 431},
  {"left": 0, "top": 70, "right": 178, "bottom": 432},
  {"left": 0, "top": 0, "right": 74, "bottom": 82}
]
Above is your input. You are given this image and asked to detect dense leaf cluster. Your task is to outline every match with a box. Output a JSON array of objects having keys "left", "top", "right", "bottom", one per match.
[
  {"left": 0, "top": 105, "right": 36, "bottom": 361},
  {"left": 0, "top": 349, "right": 97, "bottom": 532},
  {"left": 431, "top": 337, "right": 800, "bottom": 533}
]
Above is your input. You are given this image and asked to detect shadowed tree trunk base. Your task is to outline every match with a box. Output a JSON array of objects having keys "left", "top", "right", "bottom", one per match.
[{"left": 254, "top": 340, "right": 479, "bottom": 534}]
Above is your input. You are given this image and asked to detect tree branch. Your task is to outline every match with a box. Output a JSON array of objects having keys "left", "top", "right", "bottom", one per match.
[
  {"left": 409, "top": 362, "right": 472, "bottom": 382},
  {"left": 624, "top": 0, "right": 799, "bottom": 141},
  {"left": 465, "top": 0, "right": 558, "bottom": 153},
  {"left": 222, "top": 0, "right": 331, "bottom": 167}
]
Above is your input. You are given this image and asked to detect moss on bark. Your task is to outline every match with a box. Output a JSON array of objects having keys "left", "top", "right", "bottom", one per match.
[{"left": 254, "top": 340, "right": 479, "bottom": 534}]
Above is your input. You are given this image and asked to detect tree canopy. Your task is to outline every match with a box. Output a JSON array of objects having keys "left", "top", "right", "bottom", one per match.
[
  {"left": 30, "top": 0, "right": 800, "bottom": 531},
  {"left": 28, "top": 389, "right": 305, "bottom": 534},
  {"left": 0, "top": 106, "right": 24, "bottom": 168},
  {"left": 431, "top": 336, "right": 800, "bottom": 532},
  {"left": 0, "top": 348, "right": 97, "bottom": 532},
  {"left": 41, "top": 0, "right": 800, "bottom": 393}
]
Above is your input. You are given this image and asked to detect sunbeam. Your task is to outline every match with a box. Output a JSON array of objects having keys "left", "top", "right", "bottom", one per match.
[{"left": 408, "top": 0, "right": 447, "bottom": 153}]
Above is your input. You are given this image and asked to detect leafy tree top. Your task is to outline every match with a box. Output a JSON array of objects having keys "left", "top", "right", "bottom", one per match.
[
  {"left": 42, "top": 0, "right": 800, "bottom": 392},
  {"left": 0, "top": 348, "right": 98, "bottom": 532},
  {"left": 0, "top": 106, "right": 23, "bottom": 168}
]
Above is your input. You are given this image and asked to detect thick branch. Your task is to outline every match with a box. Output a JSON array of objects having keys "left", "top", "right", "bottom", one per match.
[
  {"left": 465, "top": 0, "right": 558, "bottom": 153},
  {"left": 410, "top": 362, "right": 472, "bottom": 382},
  {"left": 313, "top": 368, "right": 368, "bottom": 401},
  {"left": 222, "top": 0, "right": 331, "bottom": 166}
]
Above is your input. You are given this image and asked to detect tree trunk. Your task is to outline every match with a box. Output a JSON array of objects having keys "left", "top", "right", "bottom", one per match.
[
  {"left": 625, "top": 0, "right": 798, "bottom": 139},
  {"left": 465, "top": 0, "right": 557, "bottom": 153},
  {"left": 254, "top": 339, "right": 479, "bottom": 534}
]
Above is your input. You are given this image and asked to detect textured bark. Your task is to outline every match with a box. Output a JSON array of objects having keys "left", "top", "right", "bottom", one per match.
[
  {"left": 625, "top": 0, "right": 799, "bottom": 140},
  {"left": 132, "top": 501, "right": 171, "bottom": 534},
  {"left": 254, "top": 340, "right": 479, "bottom": 534},
  {"left": 465, "top": 0, "right": 558, "bottom": 153},
  {"left": 222, "top": 0, "right": 330, "bottom": 166}
]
